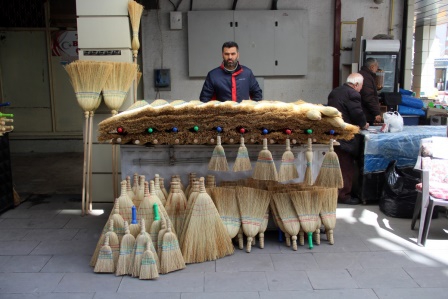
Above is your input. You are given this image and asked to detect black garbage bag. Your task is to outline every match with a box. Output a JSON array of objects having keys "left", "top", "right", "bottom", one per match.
[{"left": 379, "top": 160, "right": 420, "bottom": 218}]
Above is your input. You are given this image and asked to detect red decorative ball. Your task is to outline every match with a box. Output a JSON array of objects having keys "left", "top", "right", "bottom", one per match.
[
  {"left": 117, "top": 127, "right": 124, "bottom": 133},
  {"left": 285, "top": 129, "right": 292, "bottom": 135},
  {"left": 239, "top": 128, "right": 246, "bottom": 134}
]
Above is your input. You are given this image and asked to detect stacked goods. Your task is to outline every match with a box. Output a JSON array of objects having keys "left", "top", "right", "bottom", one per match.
[{"left": 98, "top": 100, "right": 359, "bottom": 145}]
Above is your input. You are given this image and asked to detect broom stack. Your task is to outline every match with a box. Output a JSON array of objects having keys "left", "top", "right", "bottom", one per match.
[
  {"left": 64, "top": 60, "right": 113, "bottom": 215},
  {"left": 208, "top": 136, "right": 229, "bottom": 171},
  {"left": 278, "top": 138, "right": 299, "bottom": 182},
  {"left": 253, "top": 138, "right": 278, "bottom": 181},
  {"left": 314, "top": 139, "right": 343, "bottom": 188}
]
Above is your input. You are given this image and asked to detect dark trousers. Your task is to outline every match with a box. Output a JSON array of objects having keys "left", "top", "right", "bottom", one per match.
[{"left": 334, "top": 146, "right": 355, "bottom": 201}]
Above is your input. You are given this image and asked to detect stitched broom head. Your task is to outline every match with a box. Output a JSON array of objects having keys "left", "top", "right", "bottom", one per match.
[
  {"left": 304, "top": 138, "right": 314, "bottom": 185},
  {"left": 210, "top": 187, "right": 241, "bottom": 239},
  {"left": 139, "top": 241, "right": 159, "bottom": 280},
  {"left": 160, "top": 223, "right": 186, "bottom": 274},
  {"left": 272, "top": 192, "right": 300, "bottom": 250},
  {"left": 319, "top": 187, "right": 338, "bottom": 244},
  {"left": 233, "top": 136, "right": 252, "bottom": 172},
  {"left": 165, "top": 181, "right": 187, "bottom": 239},
  {"left": 110, "top": 199, "right": 125, "bottom": 242},
  {"left": 118, "top": 180, "right": 134, "bottom": 223},
  {"left": 106, "top": 219, "right": 120, "bottom": 268},
  {"left": 278, "top": 138, "right": 299, "bottom": 182},
  {"left": 115, "top": 221, "right": 136, "bottom": 276},
  {"left": 208, "top": 136, "right": 229, "bottom": 171},
  {"left": 253, "top": 138, "right": 278, "bottom": 181},
  {"left": 314, "top": 139, "right": 343, "bottom": 188},
  {"left": 94, "top": 235, "right": 114, "bottom": 273}
]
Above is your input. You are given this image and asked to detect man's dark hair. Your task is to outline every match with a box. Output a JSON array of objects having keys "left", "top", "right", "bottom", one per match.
[
  {"left": 222, "top": 41, "right": 239, "bottom": 52},
  {"left": 364, "top": 57, "right": 378, "bottom": 68}
]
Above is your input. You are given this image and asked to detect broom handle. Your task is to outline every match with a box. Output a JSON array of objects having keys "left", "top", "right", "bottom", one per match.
[
  {"left": 81, "top": 112, "right": 89, "bottom": 216},
  {"left": 112, "top": 144, "right": 118, "bottom": 199},
  {"left": 87, "top": 111, "right": 94, "bottom": 213},
  {"left": 308, "top": 232, "right": 313, "bottom": 249}
]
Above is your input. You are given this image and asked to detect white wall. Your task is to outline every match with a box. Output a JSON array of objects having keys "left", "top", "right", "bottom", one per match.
[{"left": 141, "top": 0, "right": 403, "bottom": 104}]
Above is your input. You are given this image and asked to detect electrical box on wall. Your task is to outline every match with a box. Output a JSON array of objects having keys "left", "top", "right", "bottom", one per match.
[
  {"left": 154, "top": 69, "right": 171, "bottom": 91},
  {"left": 170, "top": 11, "right": 182, "bottom": 30}
]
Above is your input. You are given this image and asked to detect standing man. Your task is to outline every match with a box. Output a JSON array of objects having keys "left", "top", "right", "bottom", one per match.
[
  {"left": 328, "top": 73, "right": 369, "bottom": 205},
  {"left": 200, "top": 41, "right": 262, "bottom": 103},
  {"left": 359, "top": 58, "right": 382, "bottom": 125}
]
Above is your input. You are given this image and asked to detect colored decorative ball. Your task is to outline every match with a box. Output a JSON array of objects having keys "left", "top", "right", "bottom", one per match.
[
  {"left": 306, "top": 129, "right": 313, "bottom": 134},
  {"left": 172, "top": 127, "right": 178, "bottom": 133},
  {"left": 147, "top": 128, "right": 153, "bottom": 133},
  {"left": 216, "top": 126, "right": 223, "bottom": 133}
]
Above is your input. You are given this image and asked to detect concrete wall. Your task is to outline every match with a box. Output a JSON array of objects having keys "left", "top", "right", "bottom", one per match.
[{"left": 141, "top": 0, "right": 403, "bottom": 104}]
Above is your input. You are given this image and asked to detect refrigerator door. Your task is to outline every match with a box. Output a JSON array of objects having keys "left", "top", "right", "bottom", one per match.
[{"left": 365, "top": 53, "right": 399, "bottom": 93}]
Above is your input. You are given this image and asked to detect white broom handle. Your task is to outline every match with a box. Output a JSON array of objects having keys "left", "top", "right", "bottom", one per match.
[{"left": 81, "top": 112, "right": 89, "bottom": 216}]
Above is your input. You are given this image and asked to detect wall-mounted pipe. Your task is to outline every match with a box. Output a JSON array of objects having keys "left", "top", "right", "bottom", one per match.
[{"left": 333, "top": 0, "right": 341, "bottom": 88}]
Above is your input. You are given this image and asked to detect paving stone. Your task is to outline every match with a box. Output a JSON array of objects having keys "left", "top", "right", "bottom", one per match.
[
  {"left": 204, "top": 271, "right": 268, "bottom": 292},
  {"left": 0, "top": 273, "right": 64, "bottom": 293},
  {"left": 306, "top": 269, "right": 358, "bottom": 289},
  {"left": 349, "top": 268, "right": 419, "bottom": 289},
  {"left": 0, "top": 255, "right": 51, "bottom": 272}
]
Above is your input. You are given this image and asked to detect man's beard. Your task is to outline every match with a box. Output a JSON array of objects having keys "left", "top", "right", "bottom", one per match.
[{"left": 224, "top": 59, "right": 237, "bottom": 69}]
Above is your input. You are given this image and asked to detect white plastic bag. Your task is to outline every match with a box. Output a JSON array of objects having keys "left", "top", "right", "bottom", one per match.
[{"left": 383, "top": 111, "right": 404, "bottom": 133}]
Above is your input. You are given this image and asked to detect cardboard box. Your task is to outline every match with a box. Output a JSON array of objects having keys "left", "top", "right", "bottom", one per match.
[{"left": 425, "top": 107, "right": 447, "bottom": 119}]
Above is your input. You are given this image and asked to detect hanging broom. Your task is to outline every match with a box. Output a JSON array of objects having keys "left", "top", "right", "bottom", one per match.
[
  {"left": 115, "top": 221, "right": 135, "bottom": 276},
  {"left": 233, "top": 136, "right": 252, "bottom": 172},
  {"left": 314, "top": 139, "right": 344, "bottom": 188},
  {"left": 320, "top": 187, "right": 338, "bottom": 245},
  {"left": 253, "top": 138, "right": 278, "bottom": 181},
  {"left": 208, "top": 135, "right": 229, "bottom": 171},
  {"left": 128, "top": 0, "right": 144, "bottom": 103},
  {"left": 94, "top": 235, "right": 114, "bottom": 273},
  {"left": 181, "top": 177, "right": 234, "bottom": 263},
  {"left": 165, "top": 181, "right": 187, "bottom": 238},
  {"left": 210, "top": 187, "right": 241, "bottom": 240},
  {"left": 278, "top": 138, "right": 299, "bottom": 182},
  {"left": 154, "top": 174, "right": 166, "bottom": 205},
  {"left": 159, "top": 222, "right": 186, "bottom": 274},
  {"left": 272, "top": 192, "right": 301, "bottom": 250},
  {"left": 139, "top": 241, "right": 159, "bottom": 280},
  {"left": 304, "top": 138, "right": 314, "bottom": 185},
  {"left": 235, "top": 186, "right": 271, "bottom": 253},
  {"left": 289, "top": 190, "right": 321, "bottom": 249}
]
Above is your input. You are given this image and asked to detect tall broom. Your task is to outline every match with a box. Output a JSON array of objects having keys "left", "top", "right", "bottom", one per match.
[
  {"left": 106, "top": 219, "right": 120, "bottom": 268},
  {"left": 139, "top": 241, "right": 159, "bottom": 280},
  {"left": 233, "top": 136, "right": 252, "bottom": 172},
  {"left": 181, "top": 177, "right": 234, "bottom": 263},
  {"left": 208, "top": 135, "right": 229, "bottom": 171},
  {"left": 289, "top": 190, "right": 321, "bottom": 249},
  {"left": 235, "top": 186, "right": 271, "bottom": 253},
  {"left": 126, "top": 176, "right": 136, "bottom": 205},
  {"left": 160, "top": 222, "right": 186, "bottom": 274},
  {"left": 94, "top": 235, "right": 114, "bottom": 273},
  {"left": 304, "top": 138, "right": 314, "bottom": 185},
  {"left": 149, "top": 203, "right": 163, "bottom": 249},
  {"left": 64, "top": 60, "right": 113, "bottom": 215},
  {"left": 159, "top": 177, "right": 168, "bottom": 199},
  {"left": 154, "top": 174, "right": 166, "bottom": 205},
  {"left": 185, "top": 172, "right": 196, "bottom": 198},
  {"left": 210, "top": 187, "right": 241, "bottom": 240},
  {"left": 272, "top": 192, "right": 301, "bottom": 250},
  {"left": 253, "top": 138, "right": 278, "bottom": 181},
  {"left": 110, "top": 199, "right": 125, "bottom": 242},
  {"left": 118, "top": 180, "right": 134, "bottom": 223},
  {"left": 314, "top": 139, "right": 344, "bottom": 188},
  {"left": 320, "top": 187, "right": 338, "bottom": 245},
  {"left": 165, "top": 181, "right": 187, "bottom": 238},
  {"left": 128, "top": 0, "right": 144, "bottom": 103},
  {"left": 115, "top": 221, "right": 135, "bottom": 276},
  {"left": 278, "top": 138, "right": 299, "bottom": 182}
]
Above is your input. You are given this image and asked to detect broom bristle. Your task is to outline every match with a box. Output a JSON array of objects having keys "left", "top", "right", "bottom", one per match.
[
  {"left": 94, "top": 235, "right": 114, "bottom": 273},
  {"left": 103, "top": 62, "right": 138, "bottom": 114},
  {"left": 272, "top": 192, "right": 300, "bottom": 250},
  {"left": 184, "top": 172, "right": 196, "bottom": 198},
  {"left": 132, "top": 219, "right": 158, "bottom": 277},
  {"left": 126, "top": 176, "right": 136, "bottom": 205},
  {"left": 210, "top": 187, "right": 241, "bottom": 239},
  {"left": 106, "top": 219, "right": 120, "bottom": 268},
  {"left": 303, "top": 138, "right": 314, "bottom": 185},
  {"left": 314, "top": 140, "right": 344, "bottom": 188},
  {"left": 154, "top": 174, "right": 167, "bottom": 205},
  {"left": 115, "top": 221, "right": 136, "bottom": 276},
  {"left": 128, "top": 0, "right": 144, "bottom": 32},
  {"left": 235, "top": 186, "right": 271, "bottom": 252},
  {"left": 253, "top": 139, "right": 278, "bottom": 181},
  {"left": 180, "top": 180, "right": 200, "bottom": 245},
  {"left": 233, "top": 137, "right": 252, "bottom": 172},
  {"left": 165, "top": 182, "right": 187, "bottom": 239},
  {"left": 149, "top": 203, "right": 162, "bottom": 249},
  {"left": 278, "top": 139, "right": 299, "bottom": 182},
  {"left": 181, "top": 178, "right": 234, "bottom": 263},
  {"left": 208, "top": 136, "right": 229, "bottom": 171},
  {"left": 118, "top": 180, "right": 134, "bottom": 223},
  {"left": 139, "top": 242, "right": 159, "bottom": 280},
  {"left": 320, "top": 188, "right": 338, "bottom": 245},
  {"left": 110, "top": 199, "right": 125, "bottom": 242},
  {"left": 160, "top": 226, "right": 186, "bottom": 274}
]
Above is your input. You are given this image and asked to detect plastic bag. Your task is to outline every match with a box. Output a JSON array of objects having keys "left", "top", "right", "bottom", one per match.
[
  {"left": 383, "top": 111, "right": 404, "bottom": 132},
  {"left": 379, "top": 160, "right": 420, "bottom": 218}
]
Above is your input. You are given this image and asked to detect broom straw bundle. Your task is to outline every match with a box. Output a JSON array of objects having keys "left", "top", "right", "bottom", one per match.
[
  {"left": 269, "top": 199, "right": 291, "bottom": 247},
  {"left": 164, "top": 181, "right": 187, "bottom": 239},
  {"left": 126, "top": 176, "right": 136, "bottom": 205},
  {"left": 319, "top": 187, "right": 338, "bottom": 244},
  {"left": 181, "top": 177, "right": 234, "bottom": 263},
  {"left": 185, "top": 172, "right": 196, "bottom": 198},
  {"left": 179, "top": 179, "right": 200, "bottom": 246},
  {"left": 132, "top": 218, "right": 159, "bottom": 277},
  {"left": 137, "top": 180, "right": 169, "bottom": 233},
  {"left": 106, "top": 219, "right": 120, "bottom": 268},
  {"left": 139, "top": 242, "right": 159, "bottom": 280},
  {"left": 136, "top": 175, "right": 146, "bottom": 207},
  {"left": 233, "top": 136, "right": 252, "bottom": 172},
  {"left": 154, "top": 174, "right": 167, "bottom": 205},
  {"left": 94, "top": 235, "right": 114, "bottom": 273},
  {"left": 235, "top": 186, "right": 271, "bottom": 253},
  {"left": 304, "top": 138, "right": 314, "bottom": 185},
  {"left": 289, "top": 190, "right": 321, "bottom": 249},
  {"left": 132, "top": 173, "right": 139, "bottom": 195},
  {"left": 110, "top": 199, "right": 125, "bottom": 241},
  {"left": 210, "top": 187, "right": 241, "bottom": 239},
  {"left": 272, "top": 192, "right": 301, "bottom": 250},
  {"left": 208, "top": 135, "right": 229, "bottom": 171},
  {"left": 314, "top": 139, "right": 344, "bottom": 188},
  {"left": 115, "top": 221, "right": 136, "bottom": 276},
  {"left": 278, "top": 138, "right": 299, "bottom": 182},
  {"left": 253, "top": 138, "right": 278, "bottom": 181},
  {"left": 159, "top": 177, "right": 168, "bottom": 199},
  {"left": 118, "top": 180, "right": 134, "bottom": 223},
  {"left": 160, "top": 222, "right": 186, "bottom": 274},
  {"left": 149, "top": 203, "right": 163, "bottom": 249}
]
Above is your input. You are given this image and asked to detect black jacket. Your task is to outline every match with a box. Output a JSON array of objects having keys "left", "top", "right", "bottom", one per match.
[
  {"left": 327, "top": 83, "right": 367, "bottom": 156},
  {"left": 359, "top": 66, "right": 381, "bottom": 124}
]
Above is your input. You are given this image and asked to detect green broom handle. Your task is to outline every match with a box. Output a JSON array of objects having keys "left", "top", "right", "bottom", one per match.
[
  {"left": 0, "top": 112, "right": 14, "bottom": 118},
  {"left": 153, "top": 203, "right": 160, "bottom": 220},
  {"left": 308, "top": 232, "right": 313, "bottom": 249}
]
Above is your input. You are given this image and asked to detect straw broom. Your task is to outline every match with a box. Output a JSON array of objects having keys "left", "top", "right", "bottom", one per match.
[
  {"left": 149, "top": 203, "right": 163, "bottom": 249},
  {"left": 126, "top": 176, "right": 136, "bottom": 205},
  {"left": 233, "top": 136, "right": 252, "bottom": 172},
  {"left": 154, "top": 174, "right": 167, "bottom": 205},
  {"left": 179, "top": 180, "right": 200, "bottom": 246},
  {"left": 304, "top": 138, "right": 314, "bottom": 185},
  {"left": 139, "top": 242, "right": 159, "bottom": 280},
  {"left": 314, "top": 139, "right": 343, "bottom": 188},
  {"left": 289, "top": 190, "right": 321, "bottom": 249},
  {"left": 235, "top": 186, "right": 271, "bottom": 253},
  {"left": 118, "top": 180, "right": 134, "bottom": 223},
  {"left": 131, "top": 218, "right": 159, "bottom": 277},
  {"left": 132, "top": 173, "right": 139, "bottom": 196},
  {"left": 278, "top": 138, "right": 299, "bottom": 182},
  {"left": 115, "top": 221, "right": 135, "bottom": 276},
  {"left": 172, "top": 174, "right": 185, "bottom": 191},
  {"left": 253, "top": 138, "right": 278, "bottom": 181},
  {"left": 136, "top": 175, "right": 146, "bottom": 207},
  {"left": 208, "top": 135, "right": 229, "bottom": 171},
  {"left": 157, "top": 216, "right": 168, "bottom": 258},
  {"left": 128, "top": 0, "right": 144, "bottom": 103},
  {"left": 185, "top": 172, "right": 196, "bottom": 198},
  {"left": 165, "top": 181, "right": 187, "bottom": 238},
  {"left": 320, "top": 187, "right": 338, "bottom": 245},
  {"left": 110, "top": 199, "right": 125, "bottom": 242},
  {"left": 181, "top": 177, "right": 234, "bottom": 263},
  {"left": 210, "top": 187, "right": 241, "bottom": 239},
  {"left": 272, "top": 192, "right": 301, "bottom": 250},
  {"left": 138, "top": 180, "right": 169, "bottom": 233},
  {"left": 269, "top": 199, "right": 291, "bottom": 247},
  {"left": 205, "top": 174, "right": 216, "bottom": 197},
  {"left": 106, "top": 219, "right": 120, "bottom": 268},
  {"left": 129, "top": 205, "right": 140, "bottom": 238},
  {"left": 258, "top": 207, "right": 270, "bottom": 249},
  {"left": 94, "top": 235, "right": 114, "bottom": 273},
  {"left": 160, "top": 222, "right": 186, "bottom": 274},
  {"left": 159, "top": 177, "right": 168, "bottom": 199}
]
